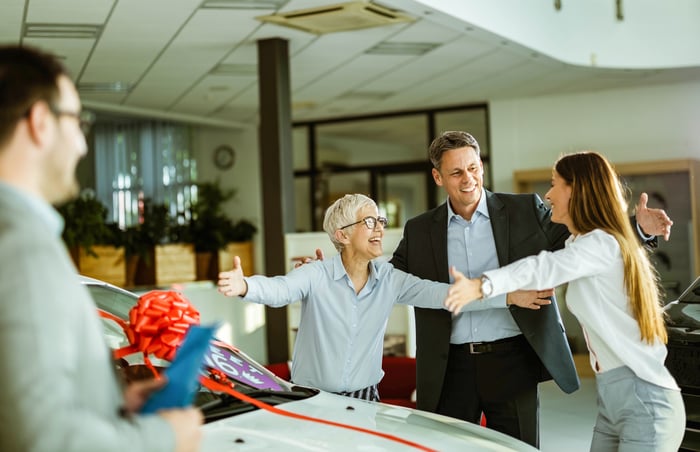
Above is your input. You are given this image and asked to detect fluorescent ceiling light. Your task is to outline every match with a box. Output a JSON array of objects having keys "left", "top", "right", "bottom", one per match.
[
  {"left": 78, "top": 82, "right": 132, "bottom": 93},
  {"left": 25, "top": 23, "right": 101, "bottom": 39},
  {"left": 365, "top": 41, "right": 440, "bottom": 56},
  {"left": 338, "top": 90, "right": 394, "bottom": 100},
  {"left": 201, "top": 0, "right": 286, "bottom": 9}
]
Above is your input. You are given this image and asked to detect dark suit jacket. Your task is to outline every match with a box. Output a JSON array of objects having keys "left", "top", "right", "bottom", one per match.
[{"left": 391, "top": 190, "right": 581, "bottom": 412}]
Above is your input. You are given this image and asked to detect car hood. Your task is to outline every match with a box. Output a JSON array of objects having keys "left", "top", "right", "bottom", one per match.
[{"left": 202, "top": 391, "right": 536, "bottom": 451}]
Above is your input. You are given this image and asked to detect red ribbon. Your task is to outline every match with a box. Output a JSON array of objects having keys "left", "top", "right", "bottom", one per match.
[
  {"left": 199, "top": 371, "right": 436, "bottom": 452},
  {"left": 100, "top": 295, "right": 434, "bottom": 451},
  {"left": 105, "top": 290, "right": 200, "bottom": 376}
]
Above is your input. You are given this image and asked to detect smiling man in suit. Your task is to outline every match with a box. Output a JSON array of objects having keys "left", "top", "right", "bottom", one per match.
[{"left": 390, "top": 131, "right": 673, "bottom": 447}]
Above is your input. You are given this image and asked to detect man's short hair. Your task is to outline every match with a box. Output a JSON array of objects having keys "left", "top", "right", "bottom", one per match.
[
  {"left": 428, "top": 131, "right": 481, "bottom": 169},
  {"left": 0, "top": 45, "right": 67, "bottom": 146}
]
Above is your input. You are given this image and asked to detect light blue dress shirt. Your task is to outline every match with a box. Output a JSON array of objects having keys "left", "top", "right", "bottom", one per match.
[
  {"left": 447, "top": 190, "right": 522, "bottom": 344},
  {"left": 0, "top": 181, "right": 63, "bottom": 236},
  {"left": 0, "top": 185, "right": 175, "bottom": 451},
  {"left": 243, "top": 254, "right": 448, "bottom": 393}
]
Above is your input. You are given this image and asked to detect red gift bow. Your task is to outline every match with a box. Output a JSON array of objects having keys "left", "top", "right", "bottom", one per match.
[{"left": 102, "top": 290, "right": 200, "bottom": 377}]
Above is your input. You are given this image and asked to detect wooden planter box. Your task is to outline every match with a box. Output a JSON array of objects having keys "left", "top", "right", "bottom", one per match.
[
  {"left": 218, "top": 241, "right": 255, "bottom": 276},
  {"left": 72, "top": 245, "right": 126, "bottom": 287},
  {"left": 135, "top": 243, "right": 196, "bottom": 286},
  {"left": 195, "top": 241, "right": 255, "bottom": 281}
]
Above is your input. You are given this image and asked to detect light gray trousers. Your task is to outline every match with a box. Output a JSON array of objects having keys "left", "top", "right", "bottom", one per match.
[{"left": 590, "top": 366, "right": 685, "bottom": 452}]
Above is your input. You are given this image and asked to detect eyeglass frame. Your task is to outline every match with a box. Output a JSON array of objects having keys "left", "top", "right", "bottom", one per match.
[
  {"left": 339, "top": 215, "right": 388, "bottom": 230},
  {"left": 48, "top": 105, "right": 95, "bottom": 135}
]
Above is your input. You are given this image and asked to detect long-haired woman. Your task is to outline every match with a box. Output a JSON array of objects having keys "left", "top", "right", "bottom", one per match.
[{"left": 445, "top": 151, "right": 684, "bottom": 451}]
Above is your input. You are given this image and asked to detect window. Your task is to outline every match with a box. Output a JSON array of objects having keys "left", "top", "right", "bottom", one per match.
[
  {"left": 94, "top": 121, "right": 197, "bottom": 228},
  {"left": 293, "top": 104, "right": 489, "bottom": 231}
]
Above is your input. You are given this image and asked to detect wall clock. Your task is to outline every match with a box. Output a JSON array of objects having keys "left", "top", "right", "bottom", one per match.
[{"left": 214, "top": 145, "right": 235, "bottom": 170}]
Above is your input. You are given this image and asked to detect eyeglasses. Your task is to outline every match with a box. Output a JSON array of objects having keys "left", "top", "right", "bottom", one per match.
[
  {"left": 340, "top": 216, "right": 388, "bottom": 230},
  {"left": 49, "top": 106, "right": 95, "bottom": 135}
]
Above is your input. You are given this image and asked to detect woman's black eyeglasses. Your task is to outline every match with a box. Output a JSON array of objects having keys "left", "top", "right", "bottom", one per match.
[{"left": 340, "top": 216, "right": 388, "bottom": 230}]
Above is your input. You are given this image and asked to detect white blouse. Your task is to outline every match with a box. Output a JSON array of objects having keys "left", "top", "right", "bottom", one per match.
[{"left": 484, "top": 229, "right": 678, "bottom": 390}]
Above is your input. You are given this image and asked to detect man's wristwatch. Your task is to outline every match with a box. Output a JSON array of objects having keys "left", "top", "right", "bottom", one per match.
[{"left": 480, "top": 275, "right": 493, "bottom": 299}]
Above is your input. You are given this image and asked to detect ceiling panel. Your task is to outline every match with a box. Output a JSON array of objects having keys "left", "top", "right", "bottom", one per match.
[
  {"left": 385, "top": 14, "right": 461, "bottom": 43},
  {"left": 421, "top": 50, "right": 539, "bottom": 106},
  {"left": 81, "top": 0, "right": 203, "bottom": 83},
  {"left": 356, "top": 34, "right": 495, "bottom": 94},
  {"left": 2, "top": 0, "right": 697, "bottom": 127},
  {"left": 125, "top": 8, "right": 265, "bottom": 109},
  {"left": 26, "top": 0, "right": 113, "bottom": 23},
  {"left": 23, "top": 37, "right": 95, "bottom": 80},
  {"left": 173, "top": 74, "right": 256, "bottom": 114},
  {"left": 0, "top": 0, "right": 25, "bottom": 43},
  {"left": 294, "top": 53, "right": 415, "bottom": 102},
  {"left": 290, "top": 22, "right": 410, "bottom": 89}
]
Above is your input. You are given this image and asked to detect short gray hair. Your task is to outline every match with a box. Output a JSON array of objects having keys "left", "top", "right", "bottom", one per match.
[{"left": 323, "top": 194, "right": 377, "bottom": 252}]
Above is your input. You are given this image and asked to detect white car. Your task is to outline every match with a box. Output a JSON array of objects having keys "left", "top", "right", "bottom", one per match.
[{"left": 84, "top": 276, "right": 537, "bottom": 451}]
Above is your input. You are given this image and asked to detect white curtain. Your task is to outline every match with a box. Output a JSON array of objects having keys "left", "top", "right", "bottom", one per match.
[{"left": 94, "top": 121, "right": 197, "bottom": 228}]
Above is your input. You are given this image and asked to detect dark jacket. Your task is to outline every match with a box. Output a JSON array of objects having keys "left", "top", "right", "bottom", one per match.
[{"left": 391, "top": 190, "right": 581, "bottom": 412}]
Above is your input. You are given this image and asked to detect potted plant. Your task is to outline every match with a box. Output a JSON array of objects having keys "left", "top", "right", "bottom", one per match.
[
  {"left": 122, "top": 223, "right": 150, "bottom": 287},
  {"left": 217, "top": 218, "right": 258, "bottom": 277},
  {"left": 57, "top": 190, "right": 125, "bottom": 286},
  {"left": 189, "top": 181, "right": 237, "bottom": 280},
  {"left": 133, "top": 200, "right": 196, "bottom": 286}
]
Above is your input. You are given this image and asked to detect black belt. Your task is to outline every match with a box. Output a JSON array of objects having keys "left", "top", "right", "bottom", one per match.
[{"left": 451, "top": 334, "right": 525, "bottom": 355}]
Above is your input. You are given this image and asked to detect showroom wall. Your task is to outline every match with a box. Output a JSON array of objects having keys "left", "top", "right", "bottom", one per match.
[
  {"left": 191, "top": 124, "right": 264, "bottom": 274},
  {"left": 489, "top": 79, "right": 700, "bottom": 193},
  {"left": 193, "top": 78, "right": 700, "bottom": 274},
  {"left": 489, "top": 79, "right": 700, "bottom": 352},
  {"left": 190, "top": 79, "right": 700, "bottom": 361}
]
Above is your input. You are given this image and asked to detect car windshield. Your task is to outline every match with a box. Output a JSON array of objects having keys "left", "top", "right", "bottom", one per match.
[
  {"left": 86, "top": 282, "right": 317, "bottom": 422},
  {"left": 678, "top": 276, "right": 700, "bottom": 304}
]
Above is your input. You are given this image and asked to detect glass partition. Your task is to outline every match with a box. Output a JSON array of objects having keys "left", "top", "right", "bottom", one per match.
[
  {"left": 293, "top": 104, "right": 489, "bottom": 231},
  {"left": 316, "top": 115, "right": 427, "bottom": 167}
]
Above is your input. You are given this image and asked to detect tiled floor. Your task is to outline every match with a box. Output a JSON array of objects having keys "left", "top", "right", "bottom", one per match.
[{"left": 540, "top": 377, "right": 598, "bottom": 452}]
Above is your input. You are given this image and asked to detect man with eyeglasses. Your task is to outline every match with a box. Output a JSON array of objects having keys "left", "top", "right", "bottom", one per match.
[
  {"left": 218, "top": 193, "right": 476, "bottom": 402},
  {"left": 0, "top": 45, "right": 202, "bottom": 451}
]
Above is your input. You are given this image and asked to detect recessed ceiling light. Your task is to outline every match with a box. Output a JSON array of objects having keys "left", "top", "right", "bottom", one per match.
[
  {"left": 338, "top": 90, "right": 394, "bottom": 100},
  {"left": 78, "top": 82, "right": 132, "bottom": 93},
  {"left": 200, "top": 0, "right": 286, "bottom": 9},
  {"left": 25, "top": 23, "right": 102, "bottom": 39},
  {"left": 365, "top": 41, "right": 440, "bottom": 56}
]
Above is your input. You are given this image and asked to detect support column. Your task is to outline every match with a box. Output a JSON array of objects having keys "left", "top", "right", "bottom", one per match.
[{"left": 257, "top": 37, "right": 294, "bottom": 363}]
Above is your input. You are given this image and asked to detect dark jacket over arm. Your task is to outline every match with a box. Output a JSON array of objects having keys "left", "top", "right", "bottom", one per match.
[{"left": 391, "top": 191, "right": 580, "bottom": 412}]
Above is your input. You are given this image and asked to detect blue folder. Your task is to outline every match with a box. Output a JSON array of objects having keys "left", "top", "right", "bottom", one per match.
[{"left": 141, "top": 324, "right": 217, "bottom": 414}]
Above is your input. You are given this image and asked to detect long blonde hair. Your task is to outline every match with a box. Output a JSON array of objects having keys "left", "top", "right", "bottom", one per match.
[{"left": 555, "top": 151, "right": 666, "bottom": 344}]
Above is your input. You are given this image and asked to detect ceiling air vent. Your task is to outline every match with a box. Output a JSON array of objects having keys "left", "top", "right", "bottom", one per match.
[{"left": 256, "top": 1, "right": 414, "bottom": 34}]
